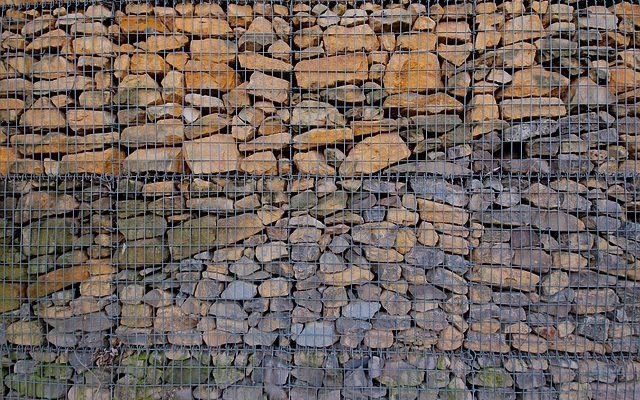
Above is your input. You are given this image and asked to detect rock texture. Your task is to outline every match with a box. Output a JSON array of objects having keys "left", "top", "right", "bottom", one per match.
[{"left": 1, "top": 1, "right": 640, "bottom": 400}]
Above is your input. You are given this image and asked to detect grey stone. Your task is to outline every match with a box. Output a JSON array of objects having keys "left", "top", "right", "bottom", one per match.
[
  {"left": 405, "top": 246, "right": 445, "bottom": 268},
  {"left": 342, "top": 301, "right": 381, "bottom": 320},
  {"left": 220, "top": 281, "right": 257, "bottom": 300},
  {"left": 296, "top": 321, "right": 337, "bottom": 347}
]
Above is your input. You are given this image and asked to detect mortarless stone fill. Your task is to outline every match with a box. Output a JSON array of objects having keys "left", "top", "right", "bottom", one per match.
[{"left": 1, "top": 1, "right": 640, "bottom": 399}]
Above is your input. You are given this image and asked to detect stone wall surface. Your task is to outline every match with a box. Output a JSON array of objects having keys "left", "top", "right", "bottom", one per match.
[{"left": 0, "top": 1, "right": 640, "bottom": 399}]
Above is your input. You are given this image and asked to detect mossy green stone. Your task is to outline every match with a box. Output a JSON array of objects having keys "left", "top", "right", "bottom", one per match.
[
  {"left": 4, "top": 373, "right": 68, "bottom": 399},
  {"left": 117, "top": 237, "right": 169, "bottom": 268},
  {"left": 164, "top": 359, "right": 211, "bottom": 385},
  {"left": 21, "top": 218, "right": 77, "bottom": 257},
  {"left": 167, "top": 215, "right": 217, "bottom": 260},
  {"left": 212, "top": 367, "right": 243, "bottom": 387},
  {"left": 473, "top": 367, "right": 514, "bottom": 388}
]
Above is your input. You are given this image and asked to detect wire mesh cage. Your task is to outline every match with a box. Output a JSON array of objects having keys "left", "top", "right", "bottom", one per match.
[{"left": 0, "top": 0, "right": 639, "bottom": 399}]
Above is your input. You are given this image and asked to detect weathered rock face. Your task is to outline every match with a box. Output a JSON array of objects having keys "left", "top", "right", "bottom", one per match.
[{"left": 1, "top": 2, "right": 640, "bottom": 400}]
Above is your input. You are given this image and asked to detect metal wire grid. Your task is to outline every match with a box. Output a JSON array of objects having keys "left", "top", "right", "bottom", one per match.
[{"left": 0, "top": 0, "right": 639, "bottom": 399}]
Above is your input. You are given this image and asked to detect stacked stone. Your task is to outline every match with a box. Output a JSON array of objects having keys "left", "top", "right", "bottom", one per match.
[
  {"left": 1, "top": 1, "right": 640, "bottom": 400},
  {"left": 0, "top": 2, "right": 639, "bottom": 175},
  {"left": 1, "top": 174, "right": 640, "bottom": 398},
  {"left": 0, "top": 2, "right": 294, "bottom": 176}
]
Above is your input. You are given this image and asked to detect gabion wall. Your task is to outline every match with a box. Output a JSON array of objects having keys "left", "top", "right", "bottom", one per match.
[{"left": 0, "top": 1, "right": 639, "bottom": 399}]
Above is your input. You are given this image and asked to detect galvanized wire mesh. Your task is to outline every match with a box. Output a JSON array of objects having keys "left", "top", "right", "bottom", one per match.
[{"left": 0, "top": 0, "right": 640, "bottom": 399}]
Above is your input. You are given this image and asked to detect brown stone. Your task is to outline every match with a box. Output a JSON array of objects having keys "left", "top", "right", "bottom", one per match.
[
  {"left": 323, "top": 24, "right": 379, "bottom": 55},
  {"left": 129, "top": 53, "right": 169, "bottom": 75},
  {"left": 0, "top": 98, "right": 24, "bottom": 122},
  {"left": 384, "top": 52, "right": 442, "bottom": 93},
  {"left": 293, "top": 127, "right": 354, "bottom": 150},
  {"left": 475, "top": 29, "right": 502, "bottom": 51},
  {"left": 319, "top": 266, "right": 374, "bottom": 286},
  {"left": 203, "top": 330, "right": 242, "bottom": 346},
  {"left": 547, "top": 334, "right": 604, "bottom": 354},
  {"left": 31, "top": 56, "right": 76, "bottom": 79},
  {"left": 57, "top": 148, "right": 125, "bottom": 175},
  {"left": 437, "top": 43, "right": 473, "bottom": 66},
  {"left": 417, "top": 199, "right": 469, "bottom": 226},
  {"left": 489, "top": 43, "right": 537, "bottom": 68},
  {"left": 501, "top": 67, "right": 570, "bottom": 98},
  {"left": 294, "top": 54, "right": 369, "bottom": 89},
  {"left": 27, "top": 265, "right": 90, "bottom": 299},
  {"left": 184, "top": 135, "right": 240, "bottom": 174},
  {"left": 185, "top": 113, "right": 231, "bottom": 140},
  {"left": 174, "top": 16, "right": 232, "bottom": 36},
  {"left": 237, "top": 132, "right": 291, "bottom": 152},
  {"left": 238, "top": 52, "right": 291, "bottom": 72},
  {"left": 437, "top": 325, "right": 464, "bottom": 350},
  {"left": 26, "top": 29, "right": 69, "bottom": 51},
  {"left": 72, "top": 36, "right": 118, "bottom": 55},
  {"left": 123, "top": 148, "right": 184, "bottom": 173},
  {"left": 396, "top": 33, "right": 438, "bottom": 52},
  {"left": 140, "top": 34, "right": 189, "bottom": 52},
  {"left": 184, "top": 60, "right": 240, "bottom": 92},
  {"left": 294, "top": 151, "right": 336, "bottom": 175},
  {"left": 66, "top": 109, "right": 115, "bottom": 133},
  {"left": 20, "top": 98, "right": 66, "bottom": 130},
  {"left": 339, "top": 133, "right": 410, "bottom": 175},
  {"left": 0, "top": 148, "right": 20, "bottom": 175},
  {"left": 246, "top": 72, "right": 289, "bottom": 103},
  {"left": 0, "top": 283, "right": 25, "bottom": 313},
  {"left": 501, "top": 15, "right": 545, "bottom": 46},
  {"left": 14, "top": 191, "right": 79, "bottom": 224},
  {"left": 467, "top": 266, "right": 540, "bottom": 292},
  {"left": 122, "top": 120, "right": 184, "bottom": 147},
  {"left": 12, "top": 132, "right": 118, "bottom": 155},
  {"left": 500, "top": 97, "right": 567, "bottom": 120},
  {"left": 33, "top": 76, "right": 95, "bottom": 95},
  {"left": 384, "top": 93, "right": 464, "bottom": 115},
  {"left": 239, "top": 151, "right": 278, "bottom": 175},
  {"left": 190, "top": 38, "right": 237, "bottom": 64},
  {"left": 116, "top": 74, "right": 162, "bottom": 107},
  {"left": 511, "top": 333, "right": 549, "bottom": 353},
  {"left": 117, "top": 15, "right": 168, "bottom": 33},
  {"left": 468, "top": 94, "right": 500, "bottom": 122},
  {"left": 608, "top": 66, "right": 640, "bottom": 93},
  {"left": 436, "top": 21, "right": 472, "bottom": 42}
]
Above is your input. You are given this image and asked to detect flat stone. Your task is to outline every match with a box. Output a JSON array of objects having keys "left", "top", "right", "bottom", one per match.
[
  {"left": 14, "top": 191, "right": 79, "bottom": 224},
  {"left": 501, "top": 97, "right": 567, "bottom": 120},
  {"left": 384, "top": 52, "right": 442, "bottom": 94},
  {"left": 117, "top": 237, "right": 169, "bottom": 268},
  {"left": 501, "top": 15, "right": 545, "bottom": 46},
  {"left": 467, "top": 266, "right": 540, "bottom": 292},
  {"left": 118, "top": 214, "right": 167, "bottom": 241},
  {"left": 502, "top": 67, "right": 569, "bottom": 98},
  {"left": 323, "top": 24, "right": 378, "bottom": 55},
  {"left": 294, "top": 54, "right": 369, "bottom": 89},
  {"left": 379, "top": 360, "right": 424, "bottom": 387},
  {"left": 184, "top": 135, "right": 240, "bottom": 174},
  {"left": 123, "top": 148, "right": 184, "bottom": 174},
  {"left": 342, "top": 301, "right": 381, "bottom": 320},
  {"left": 7, "top": 320, "right": 44, "bottom": 346},
  {"left": 215, "top": 213, "right": 264, "bottom": 246},
  {"left": 167, "top": 216, "right": 217, "bottom": 260},
  {"left": 247, "top": 71, "right": 289, "bottom": 103},
  {"left": 339, "top": 133, "right": 410, "bottom": 175},
  {"left": 565, "top": 77, "right": 616, "bottom": 109},
  {"left": 221, "top": 281, "right": 257, "bottom": 300},
  {"left": 296, "top": 321, "right": 337, "bottom": 347}
]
